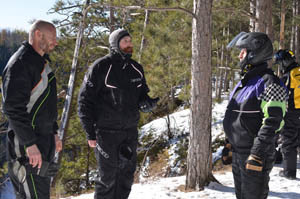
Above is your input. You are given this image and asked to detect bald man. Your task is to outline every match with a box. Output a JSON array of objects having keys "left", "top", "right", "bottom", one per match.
[{"left": 2, "top": 20, "right": 61, "bottom": 199}]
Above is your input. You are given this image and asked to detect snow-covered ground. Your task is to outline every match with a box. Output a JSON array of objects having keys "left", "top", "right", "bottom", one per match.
[
  {"left": 61, "top": 162, "right": 300, "bottom": 199},
  {"left": 61, "top": 99, "right": 300, "bottom": 198}
]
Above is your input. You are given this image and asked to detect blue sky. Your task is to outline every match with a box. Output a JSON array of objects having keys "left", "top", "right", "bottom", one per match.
[{"left": 0, "top": 0, "right": 62, "bottom": 31}]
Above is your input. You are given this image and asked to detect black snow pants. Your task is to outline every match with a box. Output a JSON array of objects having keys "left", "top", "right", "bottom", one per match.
[
  {"left": 281, "top": 110, "right": 300, "bottom": 177},
  {"left": 232, "top": 152, "right": 274, "bottom": 199},
  {"left": 7, "top": 130, "right": 55, "bottom": 199},
  {"left": 94, "top": 128, "right": 138, "bottom": 199}
]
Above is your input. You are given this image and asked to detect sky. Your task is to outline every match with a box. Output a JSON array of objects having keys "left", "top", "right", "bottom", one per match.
[{"left": 0, "top": 0, "right": 62, "bottom": 31}]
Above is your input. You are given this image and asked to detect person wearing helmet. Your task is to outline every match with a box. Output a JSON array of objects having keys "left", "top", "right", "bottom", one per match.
[
  {"left": 223, "top": 32, "right": 288, "bottom": 199},
  {"left": 78, "top": 29, "right": 158, "bottom": 199},
  {"left": 274, "top": 49, "right": 300, "bottom": 180}
]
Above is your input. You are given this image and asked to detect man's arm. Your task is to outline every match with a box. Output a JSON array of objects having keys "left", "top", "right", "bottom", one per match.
[
  {"left": 78, "top": 63, "right": 100, "bottom": 141},
  {"left": 251, "top": 82, "right": 287, "bottom": 159},
  {"left": 2, "top": 62, "right": 37, "bottom": 147}
]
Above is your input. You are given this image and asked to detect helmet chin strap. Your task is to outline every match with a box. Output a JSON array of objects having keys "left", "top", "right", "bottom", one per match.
[{"left": 239, "top": 54, "right": 249, "bottom": 76}]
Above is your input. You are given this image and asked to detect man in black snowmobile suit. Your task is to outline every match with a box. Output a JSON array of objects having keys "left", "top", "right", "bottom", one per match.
[
  {"left": 223, "top": 32, "right": 288, "bottom": 199},
  {"left": 2, "top": 20, "right": 62, "bottom": 199},
  {"left": 78, "top": 29, "right": 159, "bottom": 199},
  {"left": 274, "top": 49, "right": 300, "bottom": 179}
]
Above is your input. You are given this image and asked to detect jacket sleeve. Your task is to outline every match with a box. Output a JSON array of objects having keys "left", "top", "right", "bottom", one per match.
[
  {"left": 78, "top": 62, "right": 101, "bottom": 140},
  {"left": 2, "top": 62, "right": 37, "bottom": 147},
  {"left": 251, "top": 82, "right": 287, "bottom": 159}
]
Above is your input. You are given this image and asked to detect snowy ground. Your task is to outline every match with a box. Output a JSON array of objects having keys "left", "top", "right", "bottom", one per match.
[
  {"left": 61, "top": 162, "right": 300, "bottom": 199},
  {"left": 61, "top": 98, "right": 300, "bottom": 198}
]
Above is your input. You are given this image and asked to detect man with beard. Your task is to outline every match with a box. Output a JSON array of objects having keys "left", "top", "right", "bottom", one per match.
[
  {"left": 78, "top": 29, "right": 158, "bottom": 199},
  {"left": 2, "top": 20, "right": 62, "bottom": 199}
]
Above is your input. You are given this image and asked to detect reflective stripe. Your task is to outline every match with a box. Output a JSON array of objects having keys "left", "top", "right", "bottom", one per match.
[
  {"left": 105, "top": 64, "right": 117, "bottom": 88},
  {"left": 26, "top": 64, "right": 52, "bottom": 113},
  {"left": 14, "top": 136, "right": 32, "bottom": 199},
  {"left": 130, "top": 64, "right": 143, "bottom": 79},
  {"left": 232, "top": 110, "right": 260, "bottom": 113}
]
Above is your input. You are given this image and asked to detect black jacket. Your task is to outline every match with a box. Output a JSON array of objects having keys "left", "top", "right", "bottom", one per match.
[
  {"left": 281, "top": 63, "right": 300, "bottom": 111},
  {"left": 223, "top": 63, "right": 287, "bottom": 159},
  {"left": 2, "top": 42, "right": 58, "bottom": 147},
  {"left": 78, "top": 53, "right": 149, "bottom": 140}
]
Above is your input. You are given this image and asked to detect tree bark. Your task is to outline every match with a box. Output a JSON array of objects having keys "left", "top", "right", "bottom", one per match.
[
  {"left": 109, "top": 0, "right": 115, "bottom": 33},
  {"left": 266, "top": 0, "right": 273, "bottom": 41},
  {"left": 186, "top": 0, "right": 213, "bottom": 190},
  {"left": 290, "top": 0, "right": 296, "bottom": 51},
  {"left": 249, "top": 0, "right": 256, "bottom": 32},
  {"left": 279, "top": 0, "right": 286, "bottom": 49},
  {"left": 255, "top": 0, "right": 268, "bottom": 33}
]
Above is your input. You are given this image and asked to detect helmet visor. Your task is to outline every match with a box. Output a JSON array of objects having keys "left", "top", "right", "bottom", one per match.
[{"left": 227, "top": 32, "right": 247, "bottom": 49}]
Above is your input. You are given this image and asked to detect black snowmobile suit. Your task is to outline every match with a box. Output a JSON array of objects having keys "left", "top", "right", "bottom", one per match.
[
  {"left": 223, "top": 63, "right": 287, "bottom": 199},
  {"left": 78, "top": 52, "right": 149, "bottom": 199},
  {"left": 2, "top": 41, "right": 58, "bottom": 199},
  {"left": 280, "top": 62, "right": 300, "bottom": 178}
]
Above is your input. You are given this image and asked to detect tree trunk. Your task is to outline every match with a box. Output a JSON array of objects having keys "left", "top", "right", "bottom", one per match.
[
  {"left": 250, "top": 0, "right": 256, "bottom": 32},
  {"left": 138, "top": 10, "right": 150, "bottom": 63},
  {"left": 217, "top": 28, "right": 225, "bottom": 102},
  {"left": 109, "top": 0, "right": 115, "bottom": 33},
  {"left": 85, "top": 145, "right": 90, "bottom": 188},
  {"left": 296, "top": 1, "right": 300, "bottom": 61},
  {"left": 51, "top": 0, "right": 91, "bottom": 187},
  {"left": 266, "top": 0, "right": 273, "bottom": 41},
  {"left": 215, "top": 37, "right": 219, "bottom": 97},
  {"left": 290, "top": 0, "right": 296, "bottom": 51},
  {"left": 279, "top": 0, "right": 286, "bottom": 49},
  {"left": 186, "top": 0, "right": 213, "bottom": 190},
  {"left": 255, "top": 0, "right": 268, "bottom": 32}
]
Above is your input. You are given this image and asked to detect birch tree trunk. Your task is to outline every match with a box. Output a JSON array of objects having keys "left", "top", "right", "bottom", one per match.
[
  {"left": 138, "top": 10, "right": 150, "bottom": 63},
  {"left": 186, "top": 0, "right": 213, "bottom": 190}
]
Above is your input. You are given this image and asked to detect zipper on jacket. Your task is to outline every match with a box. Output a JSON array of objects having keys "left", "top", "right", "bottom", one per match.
[
  {"left": 111, "top": 89, "right": 117, "bottom": 105},
  {"left": 31, "top": 76, "right": 55, "bottom": 129}
]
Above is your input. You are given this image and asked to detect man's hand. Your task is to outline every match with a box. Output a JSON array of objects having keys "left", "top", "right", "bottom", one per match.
[
  {"left": 26, "top": 144, "right": 42, "bottom": 169},
  {"left": 55, "top": 134, "right": 62, "bottom": 152},
  {"left": 246, "top": 154, "right": 263, "bottom": 172},
  {"left": 222, "top": 143, "right": 232, "bottom": 165},
  {"left": 88, "top": 140, "right": 97, "bottom": 148},
  {"left": 139, "top": 97, "right": 159, "bottom": 113}
]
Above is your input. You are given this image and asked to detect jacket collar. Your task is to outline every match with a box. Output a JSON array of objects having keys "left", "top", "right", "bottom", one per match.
[
  {"left": 241, "top": 63, "right": 269, "bottom": 85},
  {"left": 22, "top": 41, "right": 50, "bottom": 65}
]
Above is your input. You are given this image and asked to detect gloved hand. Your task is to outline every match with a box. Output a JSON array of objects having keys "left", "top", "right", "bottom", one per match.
[
  {"left": 222, "top": 142, "right": 232, "bottom": 165},
  {"left": 139, "top": 96, "right": 159, "bottom": 113},
  {"left": 245, "top": 154, "right": 263, "bottom": 172},
  {"left": 26, "top": 160, "right": 60, "bottom": 177}
]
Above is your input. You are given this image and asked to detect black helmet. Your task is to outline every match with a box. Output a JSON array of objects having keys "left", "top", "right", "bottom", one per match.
[
  {"left": 227, "top": 32, "right": 273, "bottom": 74},
  {"left": 109, "top": 29, "right": 131, "bottom": 59},
  {"left": 274, "top": 49, "right": 297, "bottom": 73}
]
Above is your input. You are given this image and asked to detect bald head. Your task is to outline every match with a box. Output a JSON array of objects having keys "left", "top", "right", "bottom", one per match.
[{"left": 29, "top": 20, "right": 56, "bottom": 43}]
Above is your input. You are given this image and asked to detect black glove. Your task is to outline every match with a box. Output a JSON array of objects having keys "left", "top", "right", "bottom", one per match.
[
  {"left": 26, "top": 160, "right": 60, "bottom": 177},
  {"left": 222, "top": 142, "right": 232, "bottom": 165},
  {"left": 139, "top": 96, "right": 159, "bottom": 113},
  {"left": 245, "top": 154, "right": 263, "bottom": 172}
]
